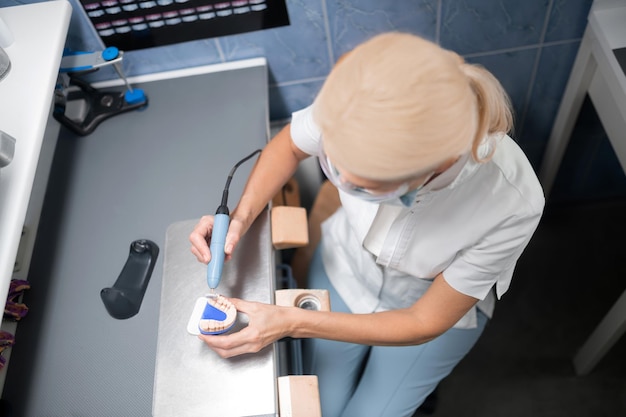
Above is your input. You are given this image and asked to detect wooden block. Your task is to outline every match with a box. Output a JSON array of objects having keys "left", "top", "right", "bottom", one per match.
[
  {"left": 271, "top": 206, "right": 309, "bottom": 250},
  {"left": 275, "top": 289, "right": 331, "bottom": 311},
  {"left": 278, "top": 375, "right": 322, "bottom": 417}
]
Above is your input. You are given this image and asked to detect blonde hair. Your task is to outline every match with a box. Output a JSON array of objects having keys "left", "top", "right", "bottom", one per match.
[{"left": 313, "top": 32, "right": 513, "bottom": 181}]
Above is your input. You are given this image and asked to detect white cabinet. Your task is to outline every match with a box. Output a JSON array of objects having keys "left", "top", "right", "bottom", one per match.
[{"left": 0, "top": 0, "right": 72, "bottom": 390}]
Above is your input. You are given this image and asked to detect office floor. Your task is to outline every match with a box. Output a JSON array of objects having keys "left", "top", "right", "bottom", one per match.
[{"left": 416, "top": 198, "right": 626, "bottom": 417}]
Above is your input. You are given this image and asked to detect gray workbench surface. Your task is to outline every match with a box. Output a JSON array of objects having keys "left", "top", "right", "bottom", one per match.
[
  {"left": 154, "top": 216, "right": 277, "bottom": 417},
  {"left": 3, "top": 58, "right": 271, "bottom": 417}
]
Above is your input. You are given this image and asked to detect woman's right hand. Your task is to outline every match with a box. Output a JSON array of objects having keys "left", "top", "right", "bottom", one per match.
[{"left": 189, "top": 215, "right": 247, "bottom": 264}]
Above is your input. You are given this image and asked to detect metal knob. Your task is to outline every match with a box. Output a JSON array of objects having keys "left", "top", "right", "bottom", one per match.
[{"left": 0, "top": 130, "right": 16, "bottom": 168}]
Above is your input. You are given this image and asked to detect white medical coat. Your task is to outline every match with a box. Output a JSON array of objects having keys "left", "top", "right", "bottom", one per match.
[{"left": 291, "top": 105, "right": 545, "bottom": 328}]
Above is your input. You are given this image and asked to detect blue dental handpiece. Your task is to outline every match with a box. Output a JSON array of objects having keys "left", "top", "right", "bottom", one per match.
[
  {"left": 204, "top": 149, "right": 262, "bottom": 291},
  {"left": 207, "top": 210, "right": 229, "bottom": 289}
]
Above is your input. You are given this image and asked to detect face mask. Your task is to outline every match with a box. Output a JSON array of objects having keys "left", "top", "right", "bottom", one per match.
[
  {"left": 377, "top": 185, "right": 425, "bottom": 207},
  {"left": 399, "top": 187, "right": 423, "bottom": 206}
]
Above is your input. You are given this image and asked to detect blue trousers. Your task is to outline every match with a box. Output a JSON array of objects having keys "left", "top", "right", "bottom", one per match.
[{"left": 302, "top": 246, "right": 488, "bottom": 417}]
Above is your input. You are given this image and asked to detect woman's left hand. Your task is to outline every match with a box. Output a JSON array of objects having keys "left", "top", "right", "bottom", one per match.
[{"left": 198, "top": 298, "right": 292, "bottom": 358}]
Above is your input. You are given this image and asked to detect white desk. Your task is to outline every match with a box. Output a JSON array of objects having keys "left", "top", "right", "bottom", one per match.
[
  {"left": 0, "top": 0, "right": 71, "bottom": 391},
  {"left": 0, "top": 0, "right": 71, "bottom": 302},
  {"left": 538, "top": 1, "right": 626, "bottom": 375}
]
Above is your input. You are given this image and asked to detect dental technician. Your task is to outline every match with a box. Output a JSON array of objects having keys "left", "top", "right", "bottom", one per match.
[{"left": 190, "top": 32, "right": 545, "bottom": 417}]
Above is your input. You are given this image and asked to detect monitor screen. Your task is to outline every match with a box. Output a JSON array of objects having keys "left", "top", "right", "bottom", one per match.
[{"left": 80, "top": 0, "right": 290, "bottom": 51}]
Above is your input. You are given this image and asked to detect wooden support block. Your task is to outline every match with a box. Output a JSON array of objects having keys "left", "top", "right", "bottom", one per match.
[
  {"left": 278, "top": 375, "right": 322, "bottom": 417},
  {"left": 275, "top": 289, "right": 331, "bottom": 311},
  {"left": 271, "top": 206, "right": 309, "bottom": 250}
]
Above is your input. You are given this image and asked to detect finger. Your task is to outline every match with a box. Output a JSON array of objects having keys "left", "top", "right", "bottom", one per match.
[
  {"left": 224, "top": 233, "right": 238, "bottom": 256},
  {"left": 189, "top": 224, "right": 211, "bottom": 254},
  {"left": 198, "top": 333, "right": 242, "bottom": 358},
  {"left": 189, "top": 215, "right": 214, "bottom": 263},
  {"left": 216, "top": 297, "right": 254, "bottom": 316},
  {"left": 198, "top": 327, "right": 262, "bottom": 358},
  {"left": 228, "top": 297, "right": 250, "bottom": 312},
  {"left": 190, "top": 245, "right": 209, "bottom": 264},
  {"left": 224, "top": 218, "right": 246, "bottom": 256}
]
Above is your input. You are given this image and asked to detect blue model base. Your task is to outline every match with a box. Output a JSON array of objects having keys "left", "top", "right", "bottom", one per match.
[{"left": 198, "top": 301, "right": 235, "bottom": 335}]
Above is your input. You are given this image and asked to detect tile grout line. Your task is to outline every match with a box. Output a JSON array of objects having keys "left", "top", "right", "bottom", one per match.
[
  {"left": 435, "top": 0, "right": 442, "bottom": 45},
  {"left": 462, "top": 38, "right": 579, "bottom": 59},
  {"left": 269, "top": 38, "right": 580, "bottom": 90},
  {"left": 214, "top": 38, "right": 226, "bottom": 63},
  {"left": 321, "top": 0, "right": 335, "bottom": 65},
  {"left": 517, "top": 0, "right": 555, "bottom": 140}
]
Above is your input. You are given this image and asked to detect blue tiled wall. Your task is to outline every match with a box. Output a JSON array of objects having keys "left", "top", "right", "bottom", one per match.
[{"left": 2, "top": 0, "right": 625, "bottom": 203}]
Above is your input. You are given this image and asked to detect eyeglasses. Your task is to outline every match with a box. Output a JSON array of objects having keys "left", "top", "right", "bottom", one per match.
[{"left": 318, "top": 143, "right": 417, "bottom": 203}]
